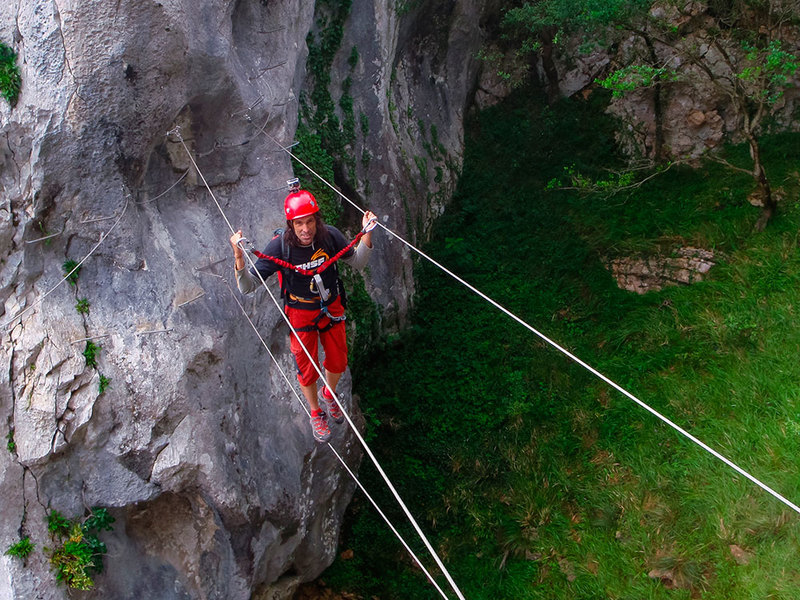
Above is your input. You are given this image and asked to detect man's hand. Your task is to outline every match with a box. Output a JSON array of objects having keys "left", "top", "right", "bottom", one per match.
[
  {"left": 230, "top": 230, "right": 245, "bottom": 270},
  {"left": 361, "top": 211, "right": 377, "bottom": 248},
  {"left": 230, "top": 230, "right": 244, "bottom": 259}
]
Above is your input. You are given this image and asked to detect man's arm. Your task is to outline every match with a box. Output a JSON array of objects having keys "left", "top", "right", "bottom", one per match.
[{"left": 230, "top": 230, "right": 259, "bottom": 294}]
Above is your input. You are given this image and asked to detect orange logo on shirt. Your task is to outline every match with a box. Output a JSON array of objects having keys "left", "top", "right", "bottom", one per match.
[{"left": 298, "top": 248, "right": 330, "bottom": 271}]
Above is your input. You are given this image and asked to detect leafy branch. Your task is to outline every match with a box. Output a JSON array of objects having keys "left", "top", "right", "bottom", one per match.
[
  {"left": 547, "top": 160, "right": 679, "bottom": 195},
  {"left": 597, "top": 63, "right": 678, "bottom": 98}
]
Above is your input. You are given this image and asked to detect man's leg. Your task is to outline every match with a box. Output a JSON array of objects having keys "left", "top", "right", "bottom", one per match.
[
  {"left": 299, "top": 382, "right": 320, "bottom": 412},
  {"left": 287, "top": 307, "right": 331, "bottom": 441},
  {"left": 319, "top": 298, "right": 348, "bottom": 392},
  {"left": 318, "top": 299, "right": 348, "bottom": 423},
  {"left": 323, "top": 370, "right": 343, "bottom": 397}
]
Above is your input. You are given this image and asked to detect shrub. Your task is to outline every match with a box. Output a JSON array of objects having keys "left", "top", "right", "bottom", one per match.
[
  {"left": 5, "top": 537, "right": 34, "bottom": 559},
  {"left": 83, "top": 341, "right": 99, "bottom": 368},
  {"left": 46, "top": 508, "right": 115, "bottom": 591},
  {"left": 62, "top": 259, "right": 81, "bottom": 286},
  {"left": 0, "top": 42, "right": 21, "bottom": 108},
  {"left": 75, "top": 298, "right": 90, "bottom": 315}
]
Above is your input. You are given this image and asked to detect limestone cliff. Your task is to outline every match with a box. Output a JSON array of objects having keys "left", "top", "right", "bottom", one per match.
[{"left": 0, "top": 1, "right": 491, "bottom": 598}]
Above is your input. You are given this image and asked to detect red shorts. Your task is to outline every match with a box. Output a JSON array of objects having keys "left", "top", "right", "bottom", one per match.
[{"left": 286, "top": 296, "right": 348, "bottom": 387}]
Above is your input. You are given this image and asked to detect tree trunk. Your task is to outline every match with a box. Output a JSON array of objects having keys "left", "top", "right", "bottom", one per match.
[
  {"left": 538, "top": 27, "right": 560, "bottom": 104},
  {"left": 642, "top": 34, "right": 664, "bottom": 160},
  {"left": 747, "top": 134, "right": 775, "bottom": 231}
]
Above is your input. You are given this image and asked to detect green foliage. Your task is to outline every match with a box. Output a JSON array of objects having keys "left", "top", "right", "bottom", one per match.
[
  {"left": 82, "top": 507, "right": 114, "bottom": 533},
  {"left": 597, "top": 64, "right": 677, "bottom": 98},
  {"left": 5, "top": 537, "right": 34, "bottom": 559},
  {"left": 47, "top": 510, "right": 71, "bottom": 536},
  {"left": 504, "top": 1, "right": 798, "bottom": 223},
  {"left": 546, "top": 161, "right": 675, "bottom": 194},
  {"left": 340, "top": 78, "right": 356, "bottom": 180},
  {"left": 347, "top": 45, "right": 359, "bottom": 69},
  {"left": 293, "top": 123, "right": 341, "bottom": 223},
  {"left": 0, "top": 42, "right": 21, "bottom": 108},
  {"left": 6, "top": 430, "right": 15, "bottom": 453},
  {"left": 301, "top": 0, "right": 356, "bottom": 201},
  {"left": 83, "top": 341, "right": 100, "bottom": 369},
  {"left": 501, "top": 0, "right": 650, "bottom": 52},
  {"left": 75, "top": 297, "right": 90, "bottom": 315},
  {"left": 98, "top": 374, "right": 111, "bottom": 394},
  {"left": 333, "top": 84, "right": 800, "bottom": 598},
  {"left": 46, "top": 508, "right": 114, "bottom": 591},
  {"left": 738, "top": 40, "right": 800, "bottom": 104},
  {"left": 62, "top": 259, "right": 81, "bottom": 286},
  {"left": 413, "top": 155, "right": 428, "bottom": 182},
  {"left": 395, "top": 0, "right": 422, "bottom": 16},
  {"left": 340, "top": 268, "right": 381, "bottom": 375}
]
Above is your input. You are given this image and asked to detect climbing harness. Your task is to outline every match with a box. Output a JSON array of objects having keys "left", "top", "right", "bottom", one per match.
[
  {"left": 239, "top": 215, "right": 376, "bottom": 333},
  {"left": 245, "top": 227, "right": 367, "bottom": 277}
]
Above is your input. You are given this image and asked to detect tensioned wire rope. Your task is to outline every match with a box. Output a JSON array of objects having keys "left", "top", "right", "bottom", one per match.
[
  {"left": 261, "top": 130, "right": 800, "bottom": 517},
  {"left": 168, "top": 127, "right": 468, "bottom": 600},
  {"left": 224, "top": 280, "right": 451, "bottom": 600},
  {"left": 2, "top": 165, "right": 195, "bottom": 332},
  {"left": 1, "top": 197, "right": 131, "bottom": 331}
]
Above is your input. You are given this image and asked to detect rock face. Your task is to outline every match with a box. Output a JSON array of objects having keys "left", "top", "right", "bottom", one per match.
[
  {"left": 607, "top": 247, "right": 716, "bottom": 294},
  {"left": 530, "top": 9, "right": 800, "bottom": 161},
  {"left": 0, "top": 1, "right": 491, "bottom": 598}
]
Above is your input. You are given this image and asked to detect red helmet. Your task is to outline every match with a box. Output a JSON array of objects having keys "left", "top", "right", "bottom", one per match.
[{"left": 284, "top": 190, "right": 319, "bottom": 220}]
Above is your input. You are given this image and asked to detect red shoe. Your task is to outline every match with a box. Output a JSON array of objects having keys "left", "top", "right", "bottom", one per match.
[
  {"left": 321, "top": 386, "right": 344, "bottom": 424},
  {"left": 310, "top": 409, "right": 331, "bottom": 442}
]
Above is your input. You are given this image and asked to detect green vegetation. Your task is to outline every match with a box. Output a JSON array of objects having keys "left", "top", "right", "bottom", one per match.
[
  {"left": 5, "top": 537, "right": 34, "bottom": 559},
  {"left": 396, "top": 0, "right": 422, "bottom": 16},
  {"left": 501, "top": 0, "right": 800, "bottom": 227},
  {"left": 83, "top": 341, "right": 100, "bottom": 368},
  {"left": 329, "top": 87, "right": 800, "bottom": 598},
  {"left": 6, "top": 430, "right": 15, "bottom": 453},
  {"left": 4, "top": 509, "right": 114, "bottom": 589},
  {"left": 47, "top": 510, "right": 71, "bottom": 535},
  {"left": 62, "top": 259, "right": 81, "bottom": 286},
  {"left": 98, "top": 374, "right": 111, "bottom": 394},
  {"left": 46, "top": 508, "right": 115, "bottom": 591},
  {"left": 0, "top": 42, "right": 21, "bottom": 108},
  {"left": 292, "top": 124, "right": 340, "bottom": 223},
  {"left": 75, "top": 297, "right": 90, "bottom": 315},
  {"left": 596, "top": 64, "right": 677, "bottom": 98},
  {"left": 297, "top": 0, "right": 358, "bottom": 225},
  {"left": 340, "top": 268, "right": 381, "bottom": 376}
]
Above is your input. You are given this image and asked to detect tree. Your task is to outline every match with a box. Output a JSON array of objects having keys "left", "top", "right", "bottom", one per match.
[
  {"left": 502, "top": 1, "right": 662, "bottom": 150},
  {"left": 501, "top": 0, "right": 800, "bottom": 229}
]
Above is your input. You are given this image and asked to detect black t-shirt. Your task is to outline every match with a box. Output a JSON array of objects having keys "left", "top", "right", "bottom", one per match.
[{"left": 250, "top": 226, "right": 353, "bottom": 309}]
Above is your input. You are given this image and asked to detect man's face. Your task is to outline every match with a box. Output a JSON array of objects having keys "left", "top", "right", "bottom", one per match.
[{"left": 292, "top": 215, "right": 316, "bottom": 245}]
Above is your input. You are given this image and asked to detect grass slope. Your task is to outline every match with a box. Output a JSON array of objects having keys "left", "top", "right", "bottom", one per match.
[{"left": 327, "top": 88, "right": 800, "bottom": 599}]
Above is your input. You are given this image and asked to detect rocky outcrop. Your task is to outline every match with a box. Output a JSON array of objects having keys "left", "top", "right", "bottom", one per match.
[
  {"left": 0, "top": 1, "right": 490, "bottom": 598},
  {"left": 607, "top": 247, "right": 716, "bottom": 294},
  {"left": 528, "top": 8, "right": 800, "bottom": 161}
]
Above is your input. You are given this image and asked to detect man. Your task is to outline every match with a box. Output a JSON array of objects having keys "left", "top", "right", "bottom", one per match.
[{"left": 230, "top": 184, "right": 376, "bottom": 442}]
